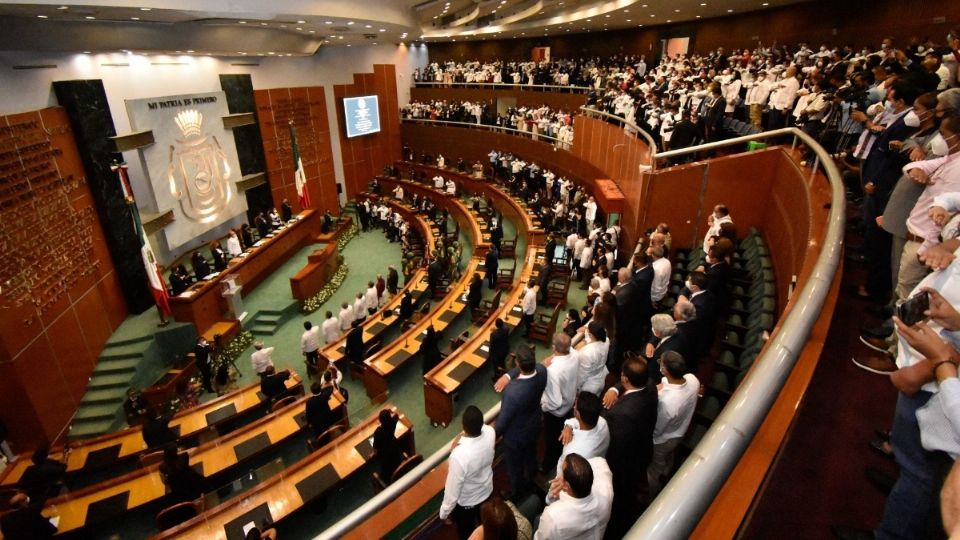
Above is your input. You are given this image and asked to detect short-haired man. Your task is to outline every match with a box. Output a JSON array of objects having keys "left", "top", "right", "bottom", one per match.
[
  {"left": 557, "top": 392, "right": 610, "bottom": 473},
  {"left": 647, "top": 351, "right": 699, "bottom": 495},
  {"left": 301, "top": 321, "right": 322, "bottom": 375},
  {"left": 321, "top": 311, "right": 340, "bottom": 344},
  {"left": 537, "top": 454, "right": 614, "bottom": 540},
  {"left": 1, "top": 491, "right": 57, "bottom": 539},
  {"left": 496, "top": 346, "right": 547, "bottom": 499},
  {"left": 250, "top": 341, "right": 275, "bottom": 375},
  {"left": 440, "top": 406, "right": 495, "bottom": 539}
]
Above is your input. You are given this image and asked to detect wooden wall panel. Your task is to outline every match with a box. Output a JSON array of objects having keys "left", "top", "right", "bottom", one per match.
[
  {"left": 0, "top": 107, "right": 127, "bottom": 449},
  {"left": 253, "top": 86, "right": 338, "bottom": 216},
  {"left": 425, "top": 0, "right": 960, "bottom": 62},
  {"left": 409, "top": 87, "right": 587, "bottom": 112},
  {"left": 334, "top": 64, "right": 403, "bottom": 201}
]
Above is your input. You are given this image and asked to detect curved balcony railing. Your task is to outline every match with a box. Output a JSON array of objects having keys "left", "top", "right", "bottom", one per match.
[
  {"left": 319, "top": 122, "right": 844, "bottom": 540},
  {"left": 413, "top": 80, "right": 593, "bottom": 93},
  {"left": 400, "top": 116, "right": 567, "bottom": 145}
]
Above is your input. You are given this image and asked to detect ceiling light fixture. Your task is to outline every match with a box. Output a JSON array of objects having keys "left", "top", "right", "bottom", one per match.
[
  {"left": 36, "top": 14, "right": 48, "bottom": 18},
  {"left": 347, "top": 21, "right": 354, "bottom": 25},
  {"left": 239, "top": 20, "right": 246, "bottom": 24},
  {"left": 379, "top": 28, "right": 386, "bottom": 32},
  {"left": 324, "top": 20, "right": 332, "bottom": 24},
  {"left": 186, "top": 49, "right": 194, "bottom": 53},
  {"left": 57, "top": 5, "right": 69, "bottom": 9},
  {"left": 85, "top": 15, "right": 95, "bottom": 19},
  {"left": 131, "top": 17, "right": 139, "bottom": 20},
  {"left": 297, "top": 20, "right": 305, "bottom": 24},
  {"left": 140, "top": 7, "right": 151, "bottom": 10}
]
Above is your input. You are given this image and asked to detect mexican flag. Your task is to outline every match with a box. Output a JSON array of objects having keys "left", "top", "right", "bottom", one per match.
[
  {"left": 290, "top": 121, "right": 311, "bottom": 209},
  {"left": 112, "top": 161, "right": 171, "bottom": 316}
]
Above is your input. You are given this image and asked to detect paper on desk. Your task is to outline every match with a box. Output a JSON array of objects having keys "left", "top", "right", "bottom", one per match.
[
  {"left": 202, "top": 272, "right": 221, "bottom": 281},
  {"left": 49, "top": 516, "right": 60, "bottom": 528},
  {"left": 243, "top": 522, "right": 257, "bottom": 535},
  {"left": 480, "top": 344, "right": 489, "bottom": 352},
  {"left": 512, "top": 306, "right": 522, "bottom": 313}
]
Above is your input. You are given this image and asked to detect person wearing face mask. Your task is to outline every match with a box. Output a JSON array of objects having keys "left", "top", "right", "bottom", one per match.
[
  {"left": 721, "top": 70, "right": 742, "bottom": 117},
  {"left": 767, "top": 65, "right": 800, "bottom": 130},
  {"left": 744, "top": 70, "right": 772, "bottom": 127},
  {"left": 853, "top": 81, "right": 922, "bottom": 302}
]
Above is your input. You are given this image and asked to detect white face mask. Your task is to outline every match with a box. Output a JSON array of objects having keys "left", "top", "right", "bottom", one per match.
[
  {"left": 685, "top": 280, "right": 693, "bottom": 291},
  {"left": 904, "top": 110, "right": 921, "bottom": 128},
  {"left": 930, "top": 133, "right": 956, "bottom": 157}
]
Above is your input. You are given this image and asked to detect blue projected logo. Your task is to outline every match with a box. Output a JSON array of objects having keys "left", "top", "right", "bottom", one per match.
[{"left": 344, "top": 95, "right": 381, "bottom": 138}]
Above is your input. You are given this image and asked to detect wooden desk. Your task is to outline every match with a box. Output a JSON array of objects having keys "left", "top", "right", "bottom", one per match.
[
  {"left": 396, "top": 161, "right": 547, "bottom": 246},
  {"left": 376, "top": 176, "right": 490, "bottom": 256},
  {"left": 152, "top": 407, "right": 414, "bottom": 540},
  {"left": 0, "top": 375, "right": 303, "bottom": 489},
  {"left": 170, "top": 211, "right": 322, "bottom": 334},
  {"left": 141, "top": 360, "right": 197, "bottom": 410},
  {"left": 423, "top": 247, "right": 545, "bottom": 426},
  {"left": 318, "top": 200, "right": 435, "bottom": 367},
  {"left": 362, "top": 258, "right": 482, "bottom": 402},
  {"left": 41, "top": 389, "right": 345, "bottom": 535},
  {"left": 290, "top": 242, "right": 341, "bottom": 302}
]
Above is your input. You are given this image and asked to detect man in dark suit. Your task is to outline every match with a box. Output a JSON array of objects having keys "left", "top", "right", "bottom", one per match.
[
  {"left": 399, "top": 291, "right": 415, "bottom": 321},
  {"left": 672, "top": 300, "right": 700, "bottom": 372},
  {"left": 18, "top": 448, "right": 67, "bottom": 505},
  {"left": 0, "top": 492, "right": 57, "bottom": 539},
  {"left": 703, "top": 241, "right": 733, "bottom": 307},
  {"left": 373, "top": 409, "right": 403, "bottom": 481},
  {"left": 193, "top": 336, "right": 214, "bottom": 393},
  {"left": 702, "top": 84, "right": 727, "bottom": 142},
  {"left": 630, "top": 252, "right": 656, "bottom": 349},
  {"left": 142, "top": 409, "right": 178, "bottom": 450},
  {"left": 612, "top": 267, "right": 642, "bottom": 372},
  {"left": 601, "top": 357, "right": 658, "bottom": 539},
  {"left": 646, "top": 313, "right": 689, "bottom": 382},
  {"left": 259, "top": 366, "right": 291, "bottom": 401},
  {"left": 467, "top": 273, "right": 483, "bottom": 314},
  {"left": 681, "top": 271, "right": 718, "bottom": 359},
  {"left": 490, "top": 222, "right": 504, "bottom": 254},
  {"left": 488, "top": 318, "right": 510, "bottom": 377},
  {"left": 305, "top": 381, "right": 335, "bottom": 438},
  {"left": 484, "top": 247, "right": 499, "bottom": 289},
  {"left": 495, "top": 346, "right": 547, "bottom": 499},
  {"left": 344, "top": 320, "right": 365, "bottom": 369}
]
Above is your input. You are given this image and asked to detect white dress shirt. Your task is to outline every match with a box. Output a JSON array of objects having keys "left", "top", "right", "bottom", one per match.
[
  {"left": 521, "top": 286, "right": 538, "bottom": 316},
  {"left": 583, "top": 200, "right": 597, "bottom": 223},
  {"left": 353, "top": 298, "right": 366, "bottom": 321},
  {"left": 557, "top": 417, "right": 610, "bottom": 472},
  {"left": 579, "top": 246, "right": 593, "bottom": 270},
  {"left": 536, "top": 457, "right": 614, "bottom": 540},
  {"left": 651, "top": 257, "right": 672, "bottom": 302},
  {"left": 440, "top": 424, "right": 495, "bottom": 519},
  {"left": 703, "top": 215, "right": 733, "bottom": 253},
  {"left": 338, "top": 305, "right": 355, "bottom": 332},
  {"left": 541, "top": 352, "right": 580, "bottom": 416},
  {"left": 301, "top": 327, "right": 321, "bottom": 354},
  {"left": 577, "top": 338, "right": 609, "bottom": 395},
  {"left": 322, "top": 317, "right": 340, "bottom": 344},
  {"left": 652, "top": 373, "right": 700, "bottom": 444},
  {"left": 250, "top": 347, "right": 275, "bottom": 374},
  {"left": 226, "top": 235, "right": 242, "bottom": 256},
  {"left": 364, "top": 287, "right": 379, "bottom": 313}
]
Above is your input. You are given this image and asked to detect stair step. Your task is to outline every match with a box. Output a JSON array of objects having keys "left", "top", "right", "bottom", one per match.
[
  {"left": 98, "top": 351, "right": 146, "bottom": 361},
  {"left": 87, "top": 373, "right": 134, "bottom": 390},
  {"left": 101, "top": 334, "right": 155, "bottom": 348},
  {"left": 81, "top": 387, "right": 129, "bottom": 405},
  {"left": 69, "top": 419, "right": 113, "bottom": 439},
  {"left": 93, "top": 358, "right": 140, "bottom": 375},
  {"left": 74, "top": 404, "right": 119, "bottom": 422}
]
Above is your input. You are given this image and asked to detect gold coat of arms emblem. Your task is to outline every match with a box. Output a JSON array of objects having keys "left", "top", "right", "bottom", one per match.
[{"left": 166, "top": 109, "right": 233, "bottom": 224}]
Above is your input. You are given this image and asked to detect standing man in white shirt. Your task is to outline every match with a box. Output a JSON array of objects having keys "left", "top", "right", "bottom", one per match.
[
  {"left": 647, "top": 351, "right": 700, "bottom": 495},
  {"left": 537, "top": 454, "right": 614, "bottom": 540},
  {"left": 250, "top": 341, "right": 275, "bottom": 375},
  {"left": 768, "top": 65, "right": 800, "bottom": 130},
  {"left": 648, "top": 245, "right": 671, "bottom": 308},
  {"left": 520, "top": 278, "right": 539, "bottom": 336},
  {"left": 364, "top": 281, "right": 380, "bottom": 314},
  {"left": 352, "top": 292, "right": 367, "bottom": 323},
  {"left": 499, "top": 333, "right": 580, "bottom": 475},
  {"left": 338, "top": 301, "right": 354, "bottom": 333},
  {"left": 557, "top": 392, "right": 610, "bottom": 473},
  {"left": 321, "top": 311, "right": 340, "bottom": 344},
  {"left": 583, "top": 196, "right": 598, "bottom": 225},
  {"left": 702, "top": 204, "right": 733, "bottom": 254},
  {"left": 440, "top": 406, "right": 495, "bottom": 539},
  {"left": 577, "top": 321, "right": 610, "bottom": 396},
  {"left": 301, "top": 321, "right": 322, "bottom": 376}
]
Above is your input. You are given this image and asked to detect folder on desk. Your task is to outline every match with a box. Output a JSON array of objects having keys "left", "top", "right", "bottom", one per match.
[
  {"left": 295, "top": 463, "right": 341, "bottom": 503},
  {"left": 439, "top": 310, "right": 458, "bottom": 324},
  {"left": 205, "top": 403, "right": 238, "bottom": 426},
  {"left": 448, "top": 362, "right": 476, "bottom": 384},
  {"left": 385, "top": 350, "right": 408, "bottom": 367},
  {"left": 85, "top": 491, "right": 130, "bottom": 526},
  {"left": 234, "top": 432, "right": 271, "bottom": 462},
  {"left": 83, "top": 444, "right": 122, "bottom": 470}
]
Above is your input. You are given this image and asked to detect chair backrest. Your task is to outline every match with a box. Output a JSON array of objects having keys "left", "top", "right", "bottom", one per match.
[
  {"left": 390, "top": 453, "right": 424, "bottom": 483},
  {"left": 139, "top": 449, "right": 165, "bottom": 468},
  {"left": 271, "top": 395, "right": 298, "bottom": 412},
  {"left": 309, "top": 424, "right": 347, "bottom": 451},
  {"left": 156, "top": 499, "right": 203, "bottom": 530}
]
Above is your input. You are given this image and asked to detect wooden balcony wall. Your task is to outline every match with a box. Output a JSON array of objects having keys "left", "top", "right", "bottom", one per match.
[{"left": 409, "top": 86, "right": 587, "bottom": 112}]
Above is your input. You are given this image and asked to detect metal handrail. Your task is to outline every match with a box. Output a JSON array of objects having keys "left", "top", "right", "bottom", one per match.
[
  {"left": 319, "top": 125, "right": 843, "bottom": 540},
  {"left": 626, "top": 126, "right": 845, "bottom": 538},
  {"left": 400, "top": 116, "right": 567, "bottom": 145},
  {"left": 413, "top": 81, "right": 592, "bottom": 93},
  {"left": 578, "top": 105, "right": 659, "bottom": 167}
]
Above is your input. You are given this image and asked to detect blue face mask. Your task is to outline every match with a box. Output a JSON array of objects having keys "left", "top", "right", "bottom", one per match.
[{"left": 868, "top": 85, "right": 886, "bottom": 103}]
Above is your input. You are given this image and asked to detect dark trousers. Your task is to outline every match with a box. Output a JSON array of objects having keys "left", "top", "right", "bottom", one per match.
[
  {"left": 198, "top": 363, "right": 214, "bottom": 393},
  {"left": 452, "top": 502, "right": 482, "bottom": 540},
  {"left": 542, "top": 411, "right": 567, "bottom": 473},
  {"left": 487, "top": 270, "right": 497, "bottom": 288},
  {"left": 304, "top": 350, "right": 321, "bottom": 377},
  {"left": 863, "top": 194, "right": 892, "bottom": 300},
  {"left": 505, "top": 438, "right": 538, "bottom": 497},
  {"left": 876, "top": 391, "right": 949, "bottom": 540}
]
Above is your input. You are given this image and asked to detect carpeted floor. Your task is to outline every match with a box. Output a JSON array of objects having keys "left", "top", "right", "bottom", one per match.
[{"left": 741, "top": 221, "right": 897, "bottom": 538}]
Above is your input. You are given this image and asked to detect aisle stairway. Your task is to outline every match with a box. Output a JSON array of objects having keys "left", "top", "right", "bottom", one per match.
[{"left": 69, "top": 323, "right": 197, "bottom": 440}]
